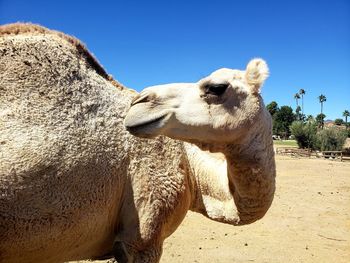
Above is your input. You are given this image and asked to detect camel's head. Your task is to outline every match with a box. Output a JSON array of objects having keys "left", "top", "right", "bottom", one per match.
[{"left": 124, "top": 59, "right": 269, "bottom": 149}]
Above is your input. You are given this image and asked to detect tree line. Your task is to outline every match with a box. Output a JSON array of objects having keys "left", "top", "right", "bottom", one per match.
[{"left": 267, "top": 90, "right": 349, "bottom": 151}]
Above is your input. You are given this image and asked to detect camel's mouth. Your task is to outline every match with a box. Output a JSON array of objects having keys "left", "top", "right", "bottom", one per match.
[{"left": 125, "top": 114, "right": 168, "bottom": 138}]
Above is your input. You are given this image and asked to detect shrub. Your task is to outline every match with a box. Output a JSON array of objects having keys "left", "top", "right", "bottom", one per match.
[
  {"left": 316, "top": 128, "right": 347, "bottom": 151},
  {"left": 290, "top": 122, "right": 347, "bottom": 151},
  {"left": 290, "top": 121, "right": 317, "bottom": 149},
  {"left": 334, "top": 118, "right": 344, "bottom": 126}
]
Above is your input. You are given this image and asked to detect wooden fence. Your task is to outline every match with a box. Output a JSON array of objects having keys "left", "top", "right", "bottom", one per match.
[
  {"left": 276, "top": 148, "right": 349, "bottom": 162},
  {"left": 276, "top": 147, "right": 311, "bottom": 158},
  {"left": 321, "top": 151, "right": 343, "bottom": 161}
]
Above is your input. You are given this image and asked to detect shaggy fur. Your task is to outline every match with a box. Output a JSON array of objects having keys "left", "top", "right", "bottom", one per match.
[
  {"left": 0, "top": 23, "right": 125, "bottom": 90},
  {"left": 0, "top": 23, "right": 189, "bottom": 263}
]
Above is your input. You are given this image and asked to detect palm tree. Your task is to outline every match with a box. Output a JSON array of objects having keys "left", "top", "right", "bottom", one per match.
[
  {"left": 294, "top": 93, "right": 300, "bottom": 108},
  {"left": 295, "top": 106, "right": 302, "bottom": 121},
  {"left": 343, "top": 110, "right": 350, "bottom": 129},
  {"left": 318, "top": 94, "right": 327, "bottom": 128},
  {"left": 299, "top": 89, "right": 305, "bottom": 115}
]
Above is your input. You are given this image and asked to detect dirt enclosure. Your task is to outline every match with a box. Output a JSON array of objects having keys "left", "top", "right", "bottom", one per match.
[{"left": 78, "top": 156, "right": 350, "bottom": 263}]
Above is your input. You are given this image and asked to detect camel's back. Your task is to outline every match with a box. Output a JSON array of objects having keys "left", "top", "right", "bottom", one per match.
[
  {"left": 0, "top": 30, "right": 131, "bottom": 172},
  {"left": 0, "top": 25, "right": 133, "bottom": 262}
]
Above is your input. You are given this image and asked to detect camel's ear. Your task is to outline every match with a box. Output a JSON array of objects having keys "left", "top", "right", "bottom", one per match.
[{"left": 245, "top": 58, "right": 269, "bottom": 94}]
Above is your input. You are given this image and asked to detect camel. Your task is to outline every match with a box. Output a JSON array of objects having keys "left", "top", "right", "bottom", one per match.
[{"left": 0, "top": 23, "right": 275, "bottom": 263}]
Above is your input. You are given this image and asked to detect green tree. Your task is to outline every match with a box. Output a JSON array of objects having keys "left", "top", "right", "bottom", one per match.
[
  {"left": 299, "top": 89, "right": 306, "bottom": 115},
  {"left": 318, "top": 94, "right": 327, "bottom": 128},
  {"left": 316, "top": 113, "right": 326, "bottom": 128},
  {"left": 334, "top": 118, "right": 344, "bottom": 126},
  {"left": 266, "top": 101, "right": 279, "bottom": 116},
  {"left": 273, "top": 106, "right": 295, "bottom": 139},
  {"left": 343, "top": 110, "right": 350, "bottom": 129}
]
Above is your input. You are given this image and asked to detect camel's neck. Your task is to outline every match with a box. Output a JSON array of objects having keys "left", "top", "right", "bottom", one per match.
[
  {"left": 185, "top": 110, "right": 276, "bottom": 225},
  {"left": 223, "top": 111, "right": 276, "bottom": 224}
]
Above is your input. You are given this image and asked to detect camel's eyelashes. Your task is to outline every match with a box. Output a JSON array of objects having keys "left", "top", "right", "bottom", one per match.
[{"left": 204, "top": 83, "right": 229, "bottom": 96}]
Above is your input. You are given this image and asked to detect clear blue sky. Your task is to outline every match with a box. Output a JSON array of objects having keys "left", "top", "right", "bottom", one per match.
[{"left": 1, "top": 0, "right": 349, "bottom": 120}]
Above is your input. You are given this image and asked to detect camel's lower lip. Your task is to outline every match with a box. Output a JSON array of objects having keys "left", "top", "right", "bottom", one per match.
[{"left": 125, "top": 115, "right": 166, "bottom": 134}]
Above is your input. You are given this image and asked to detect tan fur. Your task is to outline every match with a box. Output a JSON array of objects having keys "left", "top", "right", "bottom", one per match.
[
  {"left": 0, "top": 22, "right": 126, "bottom": 91},
  {"left": 245, "top": 58, "right": 269, "bottom": 93},
  {"left": 0, "top": 23, "right": 275, "bottom": 263}
]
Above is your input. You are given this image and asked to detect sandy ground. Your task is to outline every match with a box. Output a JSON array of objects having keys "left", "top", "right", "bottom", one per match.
[{"left": 78, "top": 156, "right": 350, "bottom": 263}]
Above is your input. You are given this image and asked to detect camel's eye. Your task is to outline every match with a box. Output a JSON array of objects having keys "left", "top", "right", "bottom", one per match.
[{"left": 204, "top": 83, "right": 229, "bottom": 96}]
